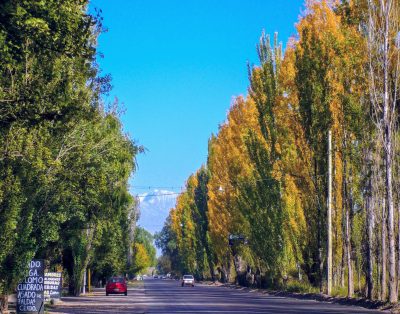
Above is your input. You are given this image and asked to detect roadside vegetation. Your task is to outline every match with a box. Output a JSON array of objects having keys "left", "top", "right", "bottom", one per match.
[
  {"left": 156, "top": 0, "right": 400, "bottom": 303},
  {"left": 0, "top": 0, "right": 157, "bottom": 312},
  {"left": 131, "top": 227, "right": 157, "bottom": 276}
]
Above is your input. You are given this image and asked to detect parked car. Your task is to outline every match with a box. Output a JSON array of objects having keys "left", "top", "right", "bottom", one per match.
[
  {"left": 181, "top": 274, "right": 195, "bottom": 287},
  {"left": 106, "top": 277, "right": 127, "bottom": 296}
]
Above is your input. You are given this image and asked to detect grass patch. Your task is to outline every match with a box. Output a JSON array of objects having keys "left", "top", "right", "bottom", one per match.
[
  {"left": 284, "top": 281, "right": 319, "bottom": 294},
  {"left": 331, "top": 286, "right": 348, "bottom": 297}
]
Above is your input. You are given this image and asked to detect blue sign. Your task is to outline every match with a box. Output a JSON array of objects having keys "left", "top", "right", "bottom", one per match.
[{"left": 17, "top": 260, "right": 44, "bottom": 314}]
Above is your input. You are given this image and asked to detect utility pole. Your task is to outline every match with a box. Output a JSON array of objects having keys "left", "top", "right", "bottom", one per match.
[
  {"left": 88, "top": 268, "right": 91, "bottom": 293},
  {"left": 327, "top": 130, "right": 332, "bottom": 295},
  {"left": 83, "top": 268, "right": 86, "bottom": 294}
]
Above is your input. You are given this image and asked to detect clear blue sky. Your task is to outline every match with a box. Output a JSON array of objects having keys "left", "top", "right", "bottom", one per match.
[{"left": 89, "top": 0, "right": 305, "bottom": 194}]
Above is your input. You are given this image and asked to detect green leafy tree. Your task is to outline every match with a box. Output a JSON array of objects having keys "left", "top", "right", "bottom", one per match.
[
  {"left": 131, "top": 243, "right": 151, "bottom": 275},
  {"left": 0, "top": 0, "right": 141, "bottom": 305},
  {"left": 155, "top": 216, "right": 180, "bottom": 274},
  {"left": 0, "top": 0, "right": 104, "bottom": 306},
  {"left": 134, "top": 227, "right": 157, "bottom": 267}
]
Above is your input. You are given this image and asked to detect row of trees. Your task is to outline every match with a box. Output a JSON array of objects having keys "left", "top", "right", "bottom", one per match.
[
  {"left": 156, "top": 0, "right": 400, "bottom": 302},
  {"left": 131, "top": 227, "right": 157, "bottom": 275},
  {"left": 0, "top": 0, "right": 144, "bottom": 311}
]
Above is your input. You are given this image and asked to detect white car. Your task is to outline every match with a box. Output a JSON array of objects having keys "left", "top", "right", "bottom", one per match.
[{"left": 181, "top": 275, "right": 195, "bottom": 287}]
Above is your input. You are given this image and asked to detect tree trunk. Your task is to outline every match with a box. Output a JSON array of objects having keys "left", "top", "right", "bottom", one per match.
[
  {"left": 226, "top": 260, "right": 231, "bottom": 283},
  {"left": 208, "top": 260, "right": 215, "bottom": 282},
  {"left": 383, "top": 52, "right": 397, "bottom": 304},
  {"left": 366, "top": 171, "right": 374, "bottom": 299},
  {"left": 343, "top": 148, "right": 353, "bottom": 297},
  {"left": 341, "top": 245, "right": 345, "bottom": 288},
  {"left": 378, "top": 256, "right": 381, "bottom": 299},
  {"left": 127, "top": 207, "right": 137, "bottom": 270},
  {"left": 380, "top": 0, "right": 396, "bottom": 303},
  {"left": 231, "top": 252, "right": 239, "bottom": 285},
  {"left": 217, "top": 266, "right": 227, "bottom": 283},
  {"left": 381, "top": 198, "right": 387, "bottom": 301},
  {"left": 398, "top": 202, "right": 400, "bottom": 296},
  {"left": 385, "top": 133, "right": 396, "bottom": 303},
  {"left": 73, "top": 227, "right": 95, "bottom": 296},
  {"left": 358, "top": 264, "right": 361, "bottom": 294},
  {"left": 315, "top": 158, "right": 324, "bottom": 293},
  {"left": 345, "top": 205, "right": 353, "bottom": 297},
  {"left": 318, "top": 208, "right": 323, "bottom": 293},
  {"left": 205, "top": 241, "right": 215, "bottom": 282},
  {"left": 0, "top": 295, "right": 9, "bottom": 314},
  {"left": 327, "top": 130, "right": 332, "bottom": 296},
  {"left": 255, "top": 266, "right": 262, "bottom": 288}
]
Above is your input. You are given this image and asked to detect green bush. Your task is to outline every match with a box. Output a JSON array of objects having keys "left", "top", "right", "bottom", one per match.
[{"left": 285, "top": 280, "right": 319, "bottom": 294}]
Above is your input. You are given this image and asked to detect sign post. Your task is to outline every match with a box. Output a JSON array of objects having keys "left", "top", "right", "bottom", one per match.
[
  {"left": 44, "top": 272, "right": 62, "bottom": 302},
  {"left": 17, "top": 260, "right": 44, "bottom": 314}
]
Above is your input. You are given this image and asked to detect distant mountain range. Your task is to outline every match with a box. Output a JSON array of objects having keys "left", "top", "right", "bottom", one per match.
[{"left": 137, "top": 189, "right": 178, "bottom": 235}]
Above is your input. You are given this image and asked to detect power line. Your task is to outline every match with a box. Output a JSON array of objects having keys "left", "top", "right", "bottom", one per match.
[
  {"left": 134, "top": 173, "right": 326, "bottom": 199},
  {"left": 132, "top": 177, "right": 279, "bottom": 193},
  {"left": 137, "top": 192, "right": 183, "bottom": 198},
  {"left": 132, "top": 185, "right": 184, "bottom": 190}
]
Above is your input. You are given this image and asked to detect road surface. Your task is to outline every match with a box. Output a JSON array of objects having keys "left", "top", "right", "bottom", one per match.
[{"left": 49, "top": 279, "right": 387, "bottom": 314}]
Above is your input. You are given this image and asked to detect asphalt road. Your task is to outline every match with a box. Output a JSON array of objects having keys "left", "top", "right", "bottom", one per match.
[{"left": 49, "top": 279, "right": 387, "bottom": 314}]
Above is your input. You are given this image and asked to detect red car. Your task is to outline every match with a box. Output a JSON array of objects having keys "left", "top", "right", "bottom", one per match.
[{"left": 106, "top": 277, "right": 127, "bottom": 296}]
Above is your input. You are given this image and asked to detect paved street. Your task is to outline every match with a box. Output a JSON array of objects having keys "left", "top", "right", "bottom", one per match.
[{"left": 49, "top": 279, "right": 387, "bottom": 314}]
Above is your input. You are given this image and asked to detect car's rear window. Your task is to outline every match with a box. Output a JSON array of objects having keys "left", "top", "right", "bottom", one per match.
[
  {"left": 109, "top": 277, "right": 124, "bottom": 283},
  {"left": 183, "top": 275, "right": 193, "bottom": 279}
]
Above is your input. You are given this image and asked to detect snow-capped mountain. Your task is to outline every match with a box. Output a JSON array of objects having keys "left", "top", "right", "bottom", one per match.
[{"left": 137, "top": 189, "right": 178, "bottom": 235}]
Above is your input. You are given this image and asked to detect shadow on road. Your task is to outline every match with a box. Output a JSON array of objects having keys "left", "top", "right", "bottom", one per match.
[{"left": 49, "top": 280, "right": 388, "bottom": 314}]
